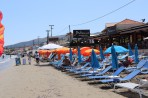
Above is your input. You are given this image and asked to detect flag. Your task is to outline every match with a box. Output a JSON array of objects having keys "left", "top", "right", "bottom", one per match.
[{"left": 0, "top": 11, "right": 4, "bottom": 56}]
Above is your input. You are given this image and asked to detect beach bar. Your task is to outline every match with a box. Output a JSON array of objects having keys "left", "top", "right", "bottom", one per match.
[{"left": 96, "top": 19, "right": 148, "bottom": 49}]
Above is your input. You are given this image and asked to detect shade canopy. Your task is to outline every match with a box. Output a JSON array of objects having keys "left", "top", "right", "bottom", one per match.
[
  {"left": 99, "top": 46, "right": 105, "bottom": 60},
  {"left": 55, "top": 47, "right": 69, "bottom": 54},
  {"left": 104, "top": 45, "right": 128, "bottom": 54},
  {"left": 82, "top": 49, "right": 100, "bottom": 56},
  {"left": 38, "top": 43, "right": 63, "bottom": 50},
  {"left": 78, "top": 47, "right": 82, "bottom": 63},
  {"left": 69, "top": 48, "right": 73, "bottom": 61},
  {"left": 134, "top": 44, "right": 139, "bottom": 63},
  {"left": 128, "top": 43, "right": 133, "bottom": 56},
  {"left": 91, "top": 49, "right": 100, "bottom": 69},
  {"left": 111, "top": 45, "right": 119, "bottom": 69}
]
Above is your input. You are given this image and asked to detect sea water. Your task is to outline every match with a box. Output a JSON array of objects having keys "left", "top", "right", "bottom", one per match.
[{"left": 0, "top": 55, "right": 16, "bottom": 72}]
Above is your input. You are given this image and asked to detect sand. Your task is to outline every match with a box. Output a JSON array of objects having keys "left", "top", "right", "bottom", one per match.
[{"left": 0, "top": 59, "right": 127, "bottom": 98}]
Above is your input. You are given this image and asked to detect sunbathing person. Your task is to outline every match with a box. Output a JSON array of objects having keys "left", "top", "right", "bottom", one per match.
[
  {"left": 119, "top": 56, "right": 131, "bottom": 67},
  {"left": 61, "top": 56, "right": 71, "bottom": 71}
]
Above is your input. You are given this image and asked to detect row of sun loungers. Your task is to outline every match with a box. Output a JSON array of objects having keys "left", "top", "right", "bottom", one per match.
[{"left": 48, "top": 55, "right": 148, "bottom": 98}]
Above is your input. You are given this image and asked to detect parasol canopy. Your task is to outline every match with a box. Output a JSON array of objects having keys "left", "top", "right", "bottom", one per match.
[
  {"left": 104, "top": 45, "right": 128, "bottom": 54},
  {"left": 38, "top": 43, "right": 63, "bottom": 50}
]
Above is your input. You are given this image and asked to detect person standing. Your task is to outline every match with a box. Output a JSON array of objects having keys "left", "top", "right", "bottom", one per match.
[
  {"left": 34, "top": 51, "right": 40, "bottom": 64},
  {"left": 28, "top": 54, "right": 31, "bottom": 65},
  {"left": 2, "top": 54, "right": 4, "bottom": 59},
  {"left": 61, "top": 56, "right": 71, "bottom": 71}
]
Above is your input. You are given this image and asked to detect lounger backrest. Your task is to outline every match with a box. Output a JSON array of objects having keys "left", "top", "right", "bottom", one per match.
[
  {"left": 81, "top": 62, "right": 90, "bottom": 69},
  {"left": 99, "top": 66, "right": 112, "bottom": 74},
  {"left": 137, "top": 59, "right": 147, "bottom": 69},
  {"left": 85, "top": 67, "right": 92, "bottom": 71},
  {"left": 56, "top": 56, "right": 65, "bottom": 66},
  {"left": 48, "top": 53, "right": 54, "bottom": 60},
  {"left": 123, "top": 69, "right": 141, "bottom": 80},
  {"left": 112, "top": 66, "right": 125, "bottom": 76},
  {"left": 143, "top": 61, "right": 148, "bottom": 68}
]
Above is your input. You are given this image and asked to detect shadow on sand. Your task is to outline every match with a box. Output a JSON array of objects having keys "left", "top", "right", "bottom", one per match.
[
  {"left": 114, "top": 90, "right": 148, "bottom": 98},
  {"left": 34, "top": 63, "right": 51, "bottom": 67}
]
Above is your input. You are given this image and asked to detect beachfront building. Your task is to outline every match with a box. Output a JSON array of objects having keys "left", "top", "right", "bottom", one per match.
[
  {"left": 65, "top": 19, "right": 148, "bottom": 49},
  {"left": 98, "top": 19, "right": 148, "bottom": 49},
  {"left": 68, "top": 32, "right": 100, "bottom": 48}
]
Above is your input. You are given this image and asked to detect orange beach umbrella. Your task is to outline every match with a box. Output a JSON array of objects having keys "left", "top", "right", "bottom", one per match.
[
  {"left": 55, "top": 47, "right": 70, "bottom": 54},
  {"left": 82, "top": 49, "right": 100, "bottom": 56},
  {"left": 80, "top": 47, "right": 91, "bottom": 54}
]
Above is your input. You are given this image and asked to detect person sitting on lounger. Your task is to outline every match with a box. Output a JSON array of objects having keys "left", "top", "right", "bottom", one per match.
[
  {"left": 61, "top": 56, "right": 71, "bottom": 71},
  {"left": 62, "top": 56, "right": 71, "bottom": 66},
  {"left": 85, "top": 56, "right": 91, "bottom": 62},
  {"left": 119, "top": 56, "right": 131, "bottom": 67}
]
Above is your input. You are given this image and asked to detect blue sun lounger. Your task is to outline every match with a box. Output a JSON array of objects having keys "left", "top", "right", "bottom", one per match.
[
  {"left": 74, "top": 67, "right": 94, "bottom": 74},
  {"left": 99, "top": 69, "right": 141, "bottom": 83},
  {"left": 88, "top": 66, "right": 125, "bottom": 79},
  {"left": 68, "top": 62, "right": 90, "bottom": 73},
  {"left": 125, "top": 59, "right": 147, "bottom": 72},
  {"left": 80, "top": 66, "right": 112, "bottom": 77},
  {"left": 75, "top": 63, "right": 105, "bottom": 75},
  {"left": 140, "top": 61, "right": 148, "bottom": 74}
]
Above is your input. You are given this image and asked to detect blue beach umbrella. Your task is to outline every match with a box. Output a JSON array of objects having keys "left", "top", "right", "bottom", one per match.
[
  {"left": 134, "top": 44, "right": 139, "bottom": 63},
  {"left": 128, "top": 43, "right": 133, "bottom": 56},
  {"left": 91, "top": 50, "right": 94, "bottom": 67},
  {"left": 78, "top": 47, "right": 82, "bottom": 63},
  {"left": 111, "top": 45, "right": 118, "bottom": 69},
  {"left": 99, "top": 46, "right": 105, "bottom": 60},
  {"left": 104, "top": 45, "right": 128, "bottom": 54},
  {"left": 91, "top": 49, "right": 100, "bottom": 69},
  {"left": 69, "top": 48, "right": 73, "bottom": 61}
]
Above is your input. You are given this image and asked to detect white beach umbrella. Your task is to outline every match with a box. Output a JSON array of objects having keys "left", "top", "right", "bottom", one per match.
[{"left": 39, "top": 43, "right": 63, "bottom": 50}]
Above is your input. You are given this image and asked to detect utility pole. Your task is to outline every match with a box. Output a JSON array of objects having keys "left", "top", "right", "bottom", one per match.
[
  {"left": 46, "top": 30, "right": 50, "bottom": 44},
  {"left": 69, "top": 25, "right": 71, "bottom": 42},
  {"left": 49, "top": 25, "right": 54, "bottom": 37}
]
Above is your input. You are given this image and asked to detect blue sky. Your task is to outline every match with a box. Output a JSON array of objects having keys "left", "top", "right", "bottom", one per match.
[{"left": 0, "top": 0, "right": 147, "bottom": 46}]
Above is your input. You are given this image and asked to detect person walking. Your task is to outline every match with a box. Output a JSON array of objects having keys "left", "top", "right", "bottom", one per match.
[
  {"left": 2, "top": 54, "right": 4, "bottom": 59},
  {"left": 34, "top": 51, "right": 40, "bottom": 65},
  {"left": 28, "top": 54, "right": 31, "bottom": 65}
]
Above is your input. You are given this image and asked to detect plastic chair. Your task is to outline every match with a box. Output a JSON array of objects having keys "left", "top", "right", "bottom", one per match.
[{"left": 114, "top": 82, "right": 148, "bottom": 98}]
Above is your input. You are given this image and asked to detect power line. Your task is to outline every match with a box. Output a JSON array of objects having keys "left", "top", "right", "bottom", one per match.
[
  {"left": 57, "top": 26, "right": 69, "bottom": 34},
  {"left": 72, "top": 0, "right": 136, "bottom": 26}
]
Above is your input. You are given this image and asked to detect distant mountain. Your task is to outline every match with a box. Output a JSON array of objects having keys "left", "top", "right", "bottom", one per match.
[
  {"left": 5, "top": 32, "right": 101, "bottom": 49},
  {"left": 5, "top": 34, "right": 66, "bottom": 48}
]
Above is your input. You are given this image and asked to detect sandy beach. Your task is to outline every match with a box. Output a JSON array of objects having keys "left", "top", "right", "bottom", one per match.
[{"left": 2, "top": 58, "right": 147, "bottom": 98}]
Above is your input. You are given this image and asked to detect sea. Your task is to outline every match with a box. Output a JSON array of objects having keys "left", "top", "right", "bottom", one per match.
[{"left": 0, "top": 55, "right": 17, "bottom": 72}]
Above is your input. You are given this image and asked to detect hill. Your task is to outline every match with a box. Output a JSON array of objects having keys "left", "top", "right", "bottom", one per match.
[
  {"left": 5, "top": 35, "right": 66, "bottom": 48},
  {"left": 5, "top": 32, "right": 101, "bottom": 49}
]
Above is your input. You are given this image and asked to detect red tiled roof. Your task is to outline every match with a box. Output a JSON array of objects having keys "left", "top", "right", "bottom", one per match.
[{"left": 116, "top": 19, "right": 144, "bottom": 25}]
